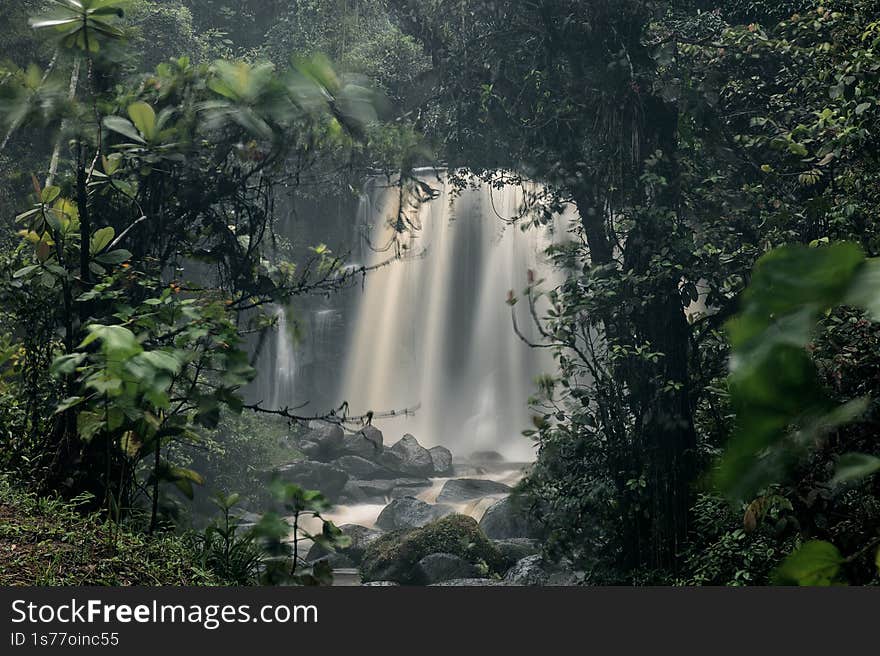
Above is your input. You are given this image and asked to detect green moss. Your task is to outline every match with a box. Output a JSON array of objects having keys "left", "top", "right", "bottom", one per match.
[
  {"left": 360, "top": 514, "right": 505, "bottom": 585},
  {"left": 0, "top": 477, "right": 217, "bottom": 586}
]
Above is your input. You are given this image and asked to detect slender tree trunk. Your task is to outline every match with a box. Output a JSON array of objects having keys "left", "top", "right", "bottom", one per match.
[{"left": 45, "top": 58, "right": 80, "bottom": 188}]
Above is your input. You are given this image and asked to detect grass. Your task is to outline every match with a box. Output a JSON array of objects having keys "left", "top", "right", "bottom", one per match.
[{"left": 0, "top": 476, "right": 218, "bottom": 586}]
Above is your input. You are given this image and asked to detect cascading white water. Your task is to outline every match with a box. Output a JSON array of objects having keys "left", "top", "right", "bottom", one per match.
[
  {"left": 338, "top": 172, "right": 571, "bottom": 461},
  {"left": 268, "top": 305, "right": 297, "bottom": 410}
]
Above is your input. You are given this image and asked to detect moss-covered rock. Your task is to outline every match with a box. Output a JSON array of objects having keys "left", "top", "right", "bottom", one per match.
[{"left": 360, "top": 514, "right": 506, "bottom": 585}]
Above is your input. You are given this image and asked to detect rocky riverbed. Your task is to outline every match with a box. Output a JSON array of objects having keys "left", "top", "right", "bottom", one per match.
[{"left": 260, "top": 421, "right": 582, "bottom": 586}]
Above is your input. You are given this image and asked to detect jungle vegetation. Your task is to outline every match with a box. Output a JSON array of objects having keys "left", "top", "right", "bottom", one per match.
[{"left": 1, "top": 0, "right": 879, "bottom": 586}]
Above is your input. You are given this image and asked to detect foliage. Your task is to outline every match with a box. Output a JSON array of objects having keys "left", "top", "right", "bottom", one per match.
[
  {"left": 251, "top": 477, "right": 350, "bottom": 586},
  {"left": 190, "top": 492, "right": 263, "bottom": 585},
  {"left": 0, "top": 475, "right": 217, "bottom": 586}
]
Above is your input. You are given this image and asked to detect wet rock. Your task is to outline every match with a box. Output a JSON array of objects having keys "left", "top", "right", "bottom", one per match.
[
  {"left": 493, "top": 538, "right": 541, "bottom": 565},
  {"left": 479, "top": 496, "right": 536, "bottom": 539},
  {"left": 436, "top": 478, "right": 511, "bottom": 503},
  {"left": 308, "top": 552, "right": 355, "bottom": 569},
  {"left": 503, "top": 555, "right": 581, "bottom": 586},
  {"left": 345, "top": 478, "right": 432, "bottom": 502},
  {"left": 375, "top": 497, "right": 455, "bottom": 532},
  {"left": 306, "top": 524, "right": 382, "bottom": 565},
  {"left": 389, "top": 478, "right": 433, "bottom": 498},
  {"left": 274, "top": 460, "right": 349, "bottom": 501},
  {"left": 300, "top": 422, "right": 345, "bottom": 461},
  {"left": 428, "top": 446, "right": 453, "bottom": 476},
  {"left": 331, "top": 455, "right": 393, "bottom": 480},
  {"left": 416, "top": 553, "right": 479, "bottom": 584},
  {"left": 361, "top": 514, "right": 506, "bottom": 585},
  {"left": 338, "top": 480, "right": 368, "bottom": 504},
  {"left": 342, "top": 426, "right": 384, "bottom": 459},
  {"left": 387, "top": 434, "right": 434, "bottom": 478}
]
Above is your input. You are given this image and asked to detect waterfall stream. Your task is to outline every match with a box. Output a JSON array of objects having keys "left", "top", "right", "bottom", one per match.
[{"left": 337, "top": 173, "right": 569, "bottom": 462}]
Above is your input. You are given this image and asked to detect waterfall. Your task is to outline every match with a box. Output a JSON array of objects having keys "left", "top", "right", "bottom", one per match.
[
  {"left": 337, "top": 172, "right": 570, "bottom": 461},
  {"left": 268, "top": 305, "right": 298, "bottom": 410}
]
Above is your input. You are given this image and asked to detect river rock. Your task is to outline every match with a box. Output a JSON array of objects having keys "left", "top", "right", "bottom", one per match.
[
  {"left": 479, "top": 496, "right": 535, "bottom": 539},
  {"left": 416, "top": 553, "right": 479, "bottom": 584},
  {"left": 306, "top": 524, "right": 382, "bottom": 565},
  {"left": 389, "top": 481, "right": 433, "bottom": 499},
  {"left": 300, "top": 422, "right": 345, "bottom": 461},
  {"left": 360, "top": 514, "right": 506, "bottom": 585},
  {"left": 331, "top": 455, "right": 393, "bottom": 480},
  {"left": 428, "top": 446, "right": 453, "bottom": 476},
  {"left": 342, "top": 426, "right": 384, "bottom": 459},
  {"left": 339, "top": 480, "right": 368, "bottom": 504},
  {"left": 274, "top": 460, "right": 349, "bottom": 500},
  {"left": 386, "top": 434, "right": 434, "bottom": 478},
  {"left": 308, "top": 551, "right": 355, "bottom": 569},
  {"left": 436, "top": 478, "right": 511, "bottom": 503},
  {"left": 493, "top": 538, "right": 541, "bottom": 564},
  {"left": 345, "top": 478, "right": 430, "bottom": 502},
  {"left": 374, "top": 497, "right": 454, "bottom": 532},
  {"left": 503, "top": 555, "right": 581, "bottom": 586}
]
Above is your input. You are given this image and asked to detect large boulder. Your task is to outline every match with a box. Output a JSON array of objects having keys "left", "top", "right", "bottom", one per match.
[
  {"left": 331, "top": 455, "right": 393, "bottom": 480},
  {"left": 360, "top": 514, "right": 506, "bottom": 585},
  {"left": 386, "top": 434, "right": 434, "bottom": 478},
  {"left": 428, "top": 446, "right": 454, "bottom": 476},
  {"left": 342, "top": 426, "right": 384, "bottom": 459},
  {"left": 479, "top": 496, "right": 536, "bottom": 539},
  {"left": 306, "top": 524, "right": 382, "bottom": 566},
  {"left": 299, "top": 422, "right": 345, "bottom": 461},
  {"left": 375, "top": 497, "right": 454, "bottom": 532},
  {"left": 415, "top": 553, "right": 479, "bottom": 584},
  {"left": 274, "top": 461, "right": 349, "bottom": 501},
  {"left": 436, "top": 478, "right": 511, "bottom": 504},
  {"left": 503, "top": 555, "right": 581, "bottom": 586}
]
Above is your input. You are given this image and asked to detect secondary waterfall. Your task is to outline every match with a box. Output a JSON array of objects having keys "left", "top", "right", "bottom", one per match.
[{"left": 337, "top": 172, "right": 569, "bottom": 461}]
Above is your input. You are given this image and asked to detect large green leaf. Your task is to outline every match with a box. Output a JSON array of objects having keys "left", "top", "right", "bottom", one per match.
[
  {"left": 832, "top": 453, "right": 880, "bottom": 485},
  {"left": 773, "top": 541, "right": 845, "bottom": 586},
  {"left": 127, "top": 102, "right": 156, "bottom": 142},
  {"left": 718, "top": 243, "right": 875, "bottom": 499}
]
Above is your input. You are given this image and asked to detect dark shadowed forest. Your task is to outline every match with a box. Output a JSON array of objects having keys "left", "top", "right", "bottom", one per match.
[{"left": 1, "top": 0, "right": 879, "bottom": 587}]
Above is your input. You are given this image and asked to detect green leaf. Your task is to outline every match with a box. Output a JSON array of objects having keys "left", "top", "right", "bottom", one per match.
[
  {"left": 128, "top": 102, "right": 156, "bottom": 141},
  {"left": 90, "top": 226, "right": 115, "bottom": 255},
  {"left": 79, "top": 324, "right": 142, "bottom": 359},
  {"left": 103, "top": 116, "right": 145, "bottom": 144},
  {"left": 139, "top": 350, "right": 182, "bottom": 374},
  {"left": 773, "top": 541, "right": 845, "bottom": 586},
  {"left": 13, "top": 265, "right": 38, "bottom": 279},
  {"left": 41, "top": 186, "right": 61, "bottom": 204},
  {"left": 94, "top": 249, "right": 131, "bottom": 265},
  {"left": 51, "top": 353, "right": 87, "bottom": 376},
  {"left": 832, "top": 453, "right": 880, "bottom": 485}
]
